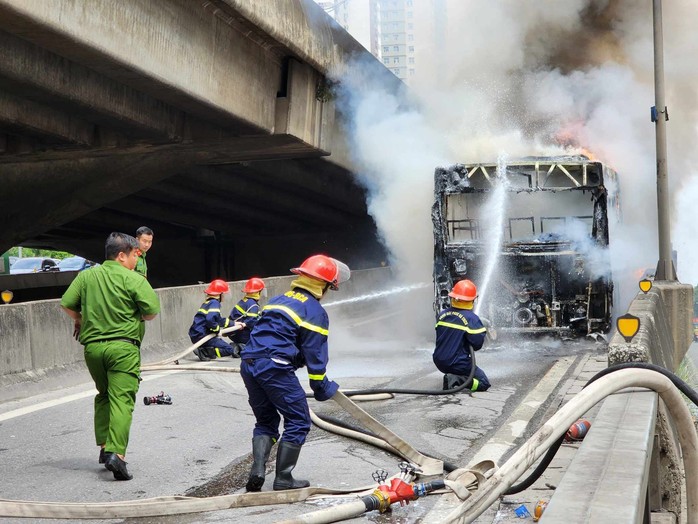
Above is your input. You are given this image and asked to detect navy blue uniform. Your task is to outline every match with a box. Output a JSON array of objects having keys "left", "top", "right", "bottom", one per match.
[
  {"left": 229, "top": 297, "right": 260, "bottom": 345},
  {"left": 188, "top": 297, "right": 235, "bottom": 357},
  {"left": 433, "top": 306, "right": 491, "bottom": 391},
  {"left": 240, "top": 288, "right": 339, "bottom": 445}
]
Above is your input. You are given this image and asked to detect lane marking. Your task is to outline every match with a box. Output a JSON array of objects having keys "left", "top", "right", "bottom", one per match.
[{"left": 0, "top": 372, "right": 174, "bottom": 423}]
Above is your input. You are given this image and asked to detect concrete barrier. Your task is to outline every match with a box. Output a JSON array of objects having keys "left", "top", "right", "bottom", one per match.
[
  {"left": 546, "top": 281, "right": 693, "bottom": 522},
  {"left": 0, "top": 267, "right": 394, "bottom": 377}
]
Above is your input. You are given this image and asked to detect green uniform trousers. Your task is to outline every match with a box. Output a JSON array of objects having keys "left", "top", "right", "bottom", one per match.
[{"left": 84, "top": 341, "right": 141, "bottom": 456}]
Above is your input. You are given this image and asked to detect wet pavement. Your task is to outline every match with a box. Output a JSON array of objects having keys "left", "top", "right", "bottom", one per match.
[{"left": 0, "top": 288, "right": 608, "bottom": 523}]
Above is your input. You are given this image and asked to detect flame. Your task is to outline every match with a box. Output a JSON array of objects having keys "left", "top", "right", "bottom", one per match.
[{"left": 553, "top": 121, "right": 598, "bottom": 160}]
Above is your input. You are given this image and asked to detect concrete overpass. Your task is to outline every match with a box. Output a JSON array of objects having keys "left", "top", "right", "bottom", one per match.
[{"left": 0, "top": 0, "right": 398, "bottom": 287}]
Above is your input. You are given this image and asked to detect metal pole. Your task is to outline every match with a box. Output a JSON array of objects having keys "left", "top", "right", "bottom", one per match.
[{"left": 652, "top": 0, "right": 676, "bottom": 280}]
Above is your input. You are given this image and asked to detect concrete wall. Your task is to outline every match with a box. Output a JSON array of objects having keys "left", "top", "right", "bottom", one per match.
[
  {"left": 0, "top": 267, "right": 392, "bottom": 377},
  {"left": 549, "top": 281, "right": 694, "bottom": 521}
]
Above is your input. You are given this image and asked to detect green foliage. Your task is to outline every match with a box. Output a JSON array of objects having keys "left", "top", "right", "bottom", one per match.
[
  {"left": 4, "top": 247, "right": 73, "bottom": 260},
  {"left": 678, "top": 357, "right": 698, "bottom": 420}
]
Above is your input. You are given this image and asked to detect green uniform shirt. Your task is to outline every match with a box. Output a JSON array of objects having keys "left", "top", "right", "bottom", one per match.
[
  {"left": 61, "top": 260, "right": 160, "bottom": 345},
  {"left": 134, "top": 251, "right": 147, "bottom": 278}
]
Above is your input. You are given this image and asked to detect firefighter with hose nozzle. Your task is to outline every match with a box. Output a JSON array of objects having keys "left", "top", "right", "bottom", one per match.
[
  {"left": 240, "top": 254, "right": 350, "bottom": 492},
  {"left": 433, "top": 279, "right": 491, "bottom": 392},
  {"left": 227, "top": 277, "right": 266, "bottom": 358}
]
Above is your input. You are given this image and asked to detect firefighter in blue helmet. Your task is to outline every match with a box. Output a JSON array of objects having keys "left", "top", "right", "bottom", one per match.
[
  {"left": 241, "top": 254, "right": 349, "bottom": 492},
  {"left": 433, "top": 279, "right": 491, "bottom": 392},
  {"left": 189, "top": 279, "right": 240, "bottom": 361},
  {"left": 228, "top": 277, "right": 265, "bottom": 358}
]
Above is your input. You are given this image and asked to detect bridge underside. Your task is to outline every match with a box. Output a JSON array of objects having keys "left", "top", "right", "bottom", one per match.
[{"left": 0, "top": 0, "right": 389, "bottom": 289}]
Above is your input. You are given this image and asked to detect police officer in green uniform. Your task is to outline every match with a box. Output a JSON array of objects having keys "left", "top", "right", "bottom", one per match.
[
  {"left": 61, "top": 232, "right": 160, "bottom": 481},
  {"left": 134, "top": 226, "right": 153, "bottom": 278}
]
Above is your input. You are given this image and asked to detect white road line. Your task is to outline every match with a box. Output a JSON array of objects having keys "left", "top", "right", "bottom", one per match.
[
  {"left": 0, "top": 372, "right": 172, "bottom": 422},
  {"left": 470, "top": 355, "right": 576, "bottom": 465}
]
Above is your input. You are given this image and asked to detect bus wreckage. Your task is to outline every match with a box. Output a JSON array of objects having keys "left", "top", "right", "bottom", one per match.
[{"left": 432, "top": 156, "right": 619, "bottom": 338}]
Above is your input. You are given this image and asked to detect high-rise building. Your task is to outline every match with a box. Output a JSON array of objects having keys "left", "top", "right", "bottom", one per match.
[{"left": 315, "top": 0, "right": 443, "bottom": 84}]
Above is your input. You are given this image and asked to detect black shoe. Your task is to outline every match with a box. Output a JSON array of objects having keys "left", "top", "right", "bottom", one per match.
[
  {"left": 193, "top": 348, "right": 211, "bottom": 361},
  {"left": 98, "top": 448, "right": 113, "bottom": 466},
  {"left": 273, "top": 441, "right": 310, "bottom": 490},
  {"left": 246, "top": 435, "right": 274, "bottom": 492},
  {"left": 105, "top": 453, "right": 133, "bottom": 481}
]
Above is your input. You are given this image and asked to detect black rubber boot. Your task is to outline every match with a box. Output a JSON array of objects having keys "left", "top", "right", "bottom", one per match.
[
  {"left": 443, "top": 373, "right": 468, "bottom": 390},
  {"left": 193, "top": 348, "right": 211, "bottom": 361},
  {"left": 272, "top": 441, "right": 310, "bottom": 490},
  {"left": 245, "top": 435, "right": 274, "bottom": 492},
  {"left": 202, "top": 347, "right": 218, "bottom": 359}
]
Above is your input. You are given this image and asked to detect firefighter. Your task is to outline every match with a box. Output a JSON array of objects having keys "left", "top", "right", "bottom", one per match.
[
  {"left": 240, "top": 255, "right": 349, "bottom": 492},
  {"left": 227, "top": 277, "right": 265, "bottom": 358},
  {"left": 433, "top": 279, "right": 491, "bottom": 392},
  {"left": 189, "top": 279, "right": 240, "bottom": 361}
]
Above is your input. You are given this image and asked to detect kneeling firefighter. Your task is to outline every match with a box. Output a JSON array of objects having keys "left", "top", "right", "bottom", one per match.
[
  {"left": 433, "top": 279, "right": 491, "bottom": 392},
  {"left": 240, "top": 254, "right": 350, "bottom": 492}
]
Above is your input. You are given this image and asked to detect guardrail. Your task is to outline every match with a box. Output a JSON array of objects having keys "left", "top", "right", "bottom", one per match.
[
  {"left": 544, "top": 281, "right": 693, "bottom": 522},
  {"left": 0, "top": 267, "right": 393, "bottom": 378}
]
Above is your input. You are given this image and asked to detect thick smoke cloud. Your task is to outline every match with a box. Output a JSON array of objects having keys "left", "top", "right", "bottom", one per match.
[{"left": 335, "top": 0, "right": 698, "bottom": 314}]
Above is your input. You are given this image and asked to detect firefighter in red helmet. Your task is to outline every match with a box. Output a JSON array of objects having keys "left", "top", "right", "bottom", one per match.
[
  {"left": 240, "top": 255, "right": 350, "bottom": 492},
  {"left": 188, "top": 279, "right": 242, "bottom": 361},
  {"left": 433, "top": 279, "right": 491, "bottom": 392},
  {"left": 227, "top": 277, "right": 266, "bottom": 357}
]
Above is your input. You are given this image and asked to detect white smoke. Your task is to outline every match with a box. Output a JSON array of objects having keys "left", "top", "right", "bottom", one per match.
[{"left": 334, "top": 0, "right": 698, "bottom": 313}]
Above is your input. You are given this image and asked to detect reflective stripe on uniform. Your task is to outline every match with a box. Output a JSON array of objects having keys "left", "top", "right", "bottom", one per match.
[
  {"left": 471, "top": 378, "right": 480, "bottom": 392},
  {"left": 308, "top": 373, "right": 326, "bottom": 381},
  {"left": 435, "top": 320, "right": 487, "bottom": 335},
  {"left": 215, "top": 348, "right": 222, "bottom": 358},
  {"left": 199, "top": 308, "right": 221, "bottom": 314},
  {"left": 263, "top": 305, "right": 329, "bottom": 336},
  {"left": 235, "top": 304, "right": 260, "bottom": 318}
]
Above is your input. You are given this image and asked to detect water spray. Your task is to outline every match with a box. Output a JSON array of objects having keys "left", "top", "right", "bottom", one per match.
[{"left": 475, "top": 152, "right": 509, "bottom": 316}]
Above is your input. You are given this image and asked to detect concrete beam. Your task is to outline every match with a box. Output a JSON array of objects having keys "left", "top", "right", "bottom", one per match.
[
  {"left": 150, "top": 177, "right": 318, "bottom": 231},
  {"left": 0, "top": 134, "right": 325, "bottom": 165},
  {"left": 181, "top": 165, "right": 362, "bottom": 226},
  {"left": 0, "top": 29, "right": 180, "bottom": 139},
  {"left": 0, "top": 0, "right": 282, "bottom": 132},
  {"left": 0, "top": 91, "right": 94, "bottom": 145},
  {"left": 213, "top": 0, "right": 398, "bottom": 85},
  {"left": 248, "top": 158, "right": 369, "bottom": 216}
]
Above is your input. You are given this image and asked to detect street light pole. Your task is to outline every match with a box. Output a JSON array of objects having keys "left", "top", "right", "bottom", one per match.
[{"left": 652, "top": 0, "right": 676, "bottom": 281}]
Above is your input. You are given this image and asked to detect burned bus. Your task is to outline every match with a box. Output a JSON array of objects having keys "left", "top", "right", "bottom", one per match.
[{"left": 432, "top": 156, "right": 619, "bottom": 337}]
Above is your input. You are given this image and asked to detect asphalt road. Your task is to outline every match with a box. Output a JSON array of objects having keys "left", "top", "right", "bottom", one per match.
[{"left": 0, "top": 286, "right": 604, "bottom": 523}]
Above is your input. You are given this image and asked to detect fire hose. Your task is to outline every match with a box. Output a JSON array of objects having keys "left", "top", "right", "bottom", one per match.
[
  {"left": 277, "top": 366, "right": 698, "bottom": 524},
  {"left": 4, "top": 330, "right": 697, "bottom": 522}
]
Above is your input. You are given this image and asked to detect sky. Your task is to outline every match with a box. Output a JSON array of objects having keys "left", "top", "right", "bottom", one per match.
[{"left": 330, "top": 0, "right": 698, "bottom": 314}]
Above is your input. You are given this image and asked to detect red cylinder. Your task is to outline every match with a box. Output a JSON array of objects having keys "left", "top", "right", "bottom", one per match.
[{"left": 564, "top": 419, "right": 591, "bottom": 441}]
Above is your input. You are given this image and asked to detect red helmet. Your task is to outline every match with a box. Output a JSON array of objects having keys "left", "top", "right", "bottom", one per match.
[
  {"left": 291, "top": 254, "right": 350, "bottom": 290},
  {"left": 243, "top": 277, "right": 265, "bottom": 293},
  {"left": 449, "top": 279, "right": 477, "bottom": 301},
  {"left": 205, "top": 279, "right": 229, "bottom": 295}
]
